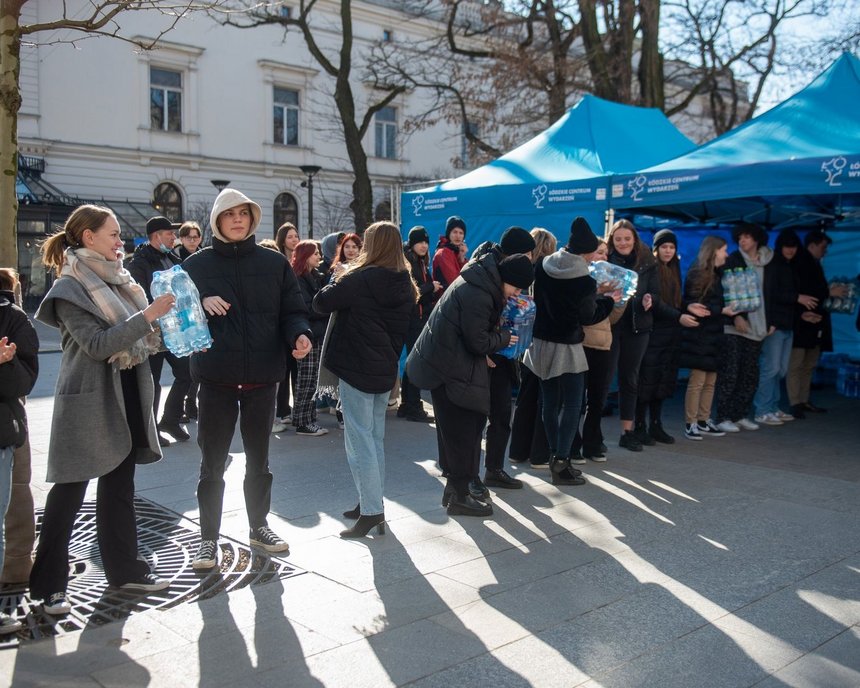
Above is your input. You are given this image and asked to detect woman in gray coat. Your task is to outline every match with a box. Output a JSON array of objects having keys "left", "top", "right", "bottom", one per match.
[{"left": 29, "top": 205, "right": 175, "bottom": 615}]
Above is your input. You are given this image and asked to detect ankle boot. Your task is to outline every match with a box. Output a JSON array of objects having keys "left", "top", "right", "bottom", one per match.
[
  {"left": 447, "top": 492, "right": 492, "bottom": 517},
  {"left": 441, "top": 483, "right": 455, "bottom": 507},
  {"left": 550, "top": 455, "right": 587, "bottom": 486},
  {"left": 634, "top": 421, "right": 655, "bottom": 446},
  {"left": 339, "top": 513, "right": 385, "bottom": 538},
  {"left": 649, "top": 421, "right": 675, "bottom": 444},
  {"left": 342, "top": 503, "right": 360, "bottom": 519}
]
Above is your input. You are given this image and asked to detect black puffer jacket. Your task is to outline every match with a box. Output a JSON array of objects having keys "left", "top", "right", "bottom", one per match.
[
  {"left": 0, "top": 291, "right": 39, "bottom": 448},
  {"left": 637, "top": 261, "right": 684, "bottom": 402},
  {"left": 792, "top": 250, "right": 831, "bottom": 350},
  {"left": 126, "top": 242, "right": 180, "bottom": 299},
  {"left": 764, "top": 253, "right": 798, "bottom": 331},
  {"left": 608, "top": 251, "right": 660, "bottom": 334},
  {"left": 678, "top": 267, "right": 726, "bottom": 372},
  {"left": 533, "top": 249, "right": 614, "bottom": 344},
  {"left": 297, "top": 268, "right": 329, "bottom": 342},
  {"left": 404, "top": 243, "right": 435, "bottom": 321},
  {"left": 314, "top": 266, "right": 415, "bottom": 394},
  {"left": 406, "top": 259, "right": 510, "bottom": 415},
  {"left": 183, "top": 236, "right": 311, "bottom": 385}
]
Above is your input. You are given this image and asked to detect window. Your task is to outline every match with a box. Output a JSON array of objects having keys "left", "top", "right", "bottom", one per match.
[
  {"left": 382, "top": 29, "right": 393, "bottom": 42},
  {"left": 273, "top": 87, "right": 300, "bottom": 146},
  {"left": 274, "top": 192, "right": 299, "bottom": 236},
  {"left": 280, "top": 4, "right": 292, "bottom": 18},
  {"left": 150, "top": 67, "right": 182, "bottom": 132},
  {"left": 152, "top": 182, "right": 183, "bottom": 222},
  {"left": 375, "top": 106, "right": 397, "bottom": 159}
]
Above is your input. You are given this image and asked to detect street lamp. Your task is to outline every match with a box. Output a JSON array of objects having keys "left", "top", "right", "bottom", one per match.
[
  {"left": 299, "top": 165, "right": 322, "bottom": 239},
  {"left": 210, "top": 179, "right": 231, "bottom": 192}
]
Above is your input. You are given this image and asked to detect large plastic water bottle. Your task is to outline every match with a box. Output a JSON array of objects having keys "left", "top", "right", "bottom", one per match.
[
  {"left": 150, "top": 265, "right": 212, "bottom": 357},
  {"left": 496, "top": 294, "right": 536, "bottom": 359},
  {"left": 744, "top": 268, "right": 761, "bottom": 310},
  {"left": 588, "top": 261, "right": 638, "bottom": 306}
]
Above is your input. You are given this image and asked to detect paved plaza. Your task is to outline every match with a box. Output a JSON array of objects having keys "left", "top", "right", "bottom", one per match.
[{"left": 1, "top": 322, "right": 859, "bottom": 687}]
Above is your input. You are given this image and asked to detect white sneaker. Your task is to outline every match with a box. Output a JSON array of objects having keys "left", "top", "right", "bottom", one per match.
[
  {"left": 774, "top": 410, "right": 795, "bottom": 422},
  {"left": 755, "top": 413, "right": 783, "bottom": 426},
  {"left": 295, "top": 423, "right": 328, "bottom": 436},
  {"left": 697, "top": 420, "right": 726, "bottom": 437},
  {"left": 43, "top": 592, "right": 71, "bottom": 615},
  {"left": 716, "top": 420, "right": 740, "bottom": 433},
  {"left": 737, "top": 418, "right": 760, "bottom": 431},
  {"left": 0, "top": 613, "right": 22, "bottom": 635},
  {"left": 684, "top": 423, "right": 703, "bottom": 441},
  {"left": 271, "top": 420, "right": 289, "bottom": 433}
]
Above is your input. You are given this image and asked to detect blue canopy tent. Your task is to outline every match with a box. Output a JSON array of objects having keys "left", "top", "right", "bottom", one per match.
[
  {"left": 610, "top": 53, "right": 860, "bottom": 356},
  {"left": 400, "top": 95, "right": 695, "bottom": 248}
]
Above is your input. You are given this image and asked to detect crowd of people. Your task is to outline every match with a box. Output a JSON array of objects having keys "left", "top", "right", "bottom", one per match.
[{"left": 0, "top": 192, "right": 854, "bottom": 628}]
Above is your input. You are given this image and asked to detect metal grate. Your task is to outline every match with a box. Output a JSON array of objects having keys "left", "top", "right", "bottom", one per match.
[{"left": 0, "top": 496, "right": 302, "bottom": 643}]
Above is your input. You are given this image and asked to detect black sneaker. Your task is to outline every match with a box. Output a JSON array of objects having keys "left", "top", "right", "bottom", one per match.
[
  {"left": 406, "top": 411, "right": 435, "bottom": 423},
  {"left": 193, "top": 540, "right": 218, "bottom": 569},
  {"left": 583, "top": 447, "right": 607, "bottom": 462},
  {"left": 484, "top": 469, "right": 523, "bottom": 489},
  {"left": 649, "top": 422, "right": 675, "bottom": 444},
  {"left": 396, "top": 405, "right": 408, "bottom": 418},
  {"left": 158, "top": 421, "right": 190, "bottom": 442},
  {"left": 295, "top": 423, "right": 328, "bottom": 436},
  {"left": 119, "top": 573, "right": 169, "bottom": 593},
  {"left": 619, "top": 431, "right": 643, "bottom": 452},
  {"left": 468, "top": 478, "right": 490, "bottom": 501},
  {"left": 696, "top": 420, "right": 725, "bottom": 437},
  {"left": 250, "top": 526, "right": 289, "bottom": 553},
  {"left": 684, "top": 423, "right": 703, "bottom": 441},
  {"left": 42, "top": 592, "right": 71, "bottom": 615},
  {"left": 633, "top": 422, "right": 655, "bottom": 446}
]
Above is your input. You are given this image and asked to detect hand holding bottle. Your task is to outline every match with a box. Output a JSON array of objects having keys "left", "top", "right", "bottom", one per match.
[{"left": 144, "top": 294, "right": 175, "bottom": 323}]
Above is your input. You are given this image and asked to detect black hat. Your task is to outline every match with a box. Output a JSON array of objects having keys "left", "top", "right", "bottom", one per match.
[
  {"left": 407, "top": 226, "right": 430, "bottom": 248},
  {"left": 652, "top": 229, "right": 678, "bottom": 251},
  {"left": 775, "top": 229, "right": 801, "bottom": 250},
  {"left": 146, "top": 216, "right": 180, "bottom": 235},
  {"left": 566, "top": 216, "right": 599, "bottom": 254},
  {"left": 732, "top": 222, "right": 768, "bottom": 247},
  {"left": 497, "top": 254, "right": 534, "bottom": 289},
  {"left": 445, "top": 215, "right": 467, "bottom": 239},
  {"left": 499, "top": 226, "right": 536, "bottom": 256}
]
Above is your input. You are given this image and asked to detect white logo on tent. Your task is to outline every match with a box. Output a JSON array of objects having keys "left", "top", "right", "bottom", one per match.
[
  {"left": 628, "top": 175, "right": 647, "bottom": 201},
  {"left": 821, "top": 157, "right": 846, "bottom": 186},
  {"left": 532, "top": 184, "right": 547, "bottom": 209},
  {"left": 412, "top": 195, "right": 425, "bottom": 217}
]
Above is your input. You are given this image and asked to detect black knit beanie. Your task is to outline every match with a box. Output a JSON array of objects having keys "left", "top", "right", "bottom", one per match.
[
  {"left": 445, "top": 216, "right": 467, "bottom": 240},
  {"left": 652, "top": 229, "right": 678, "bottom": 251},
  {"left": 566, "top": 216, "right": 599, "bottom": 254},
  {"left": 497, "top": 254, "right": 535, "bottom": 290},
  {"left": 499, "top": 226, "right": 537, "bottom": 256},
  {"left": 407, "top": 226, "right": 430, "bottom": 248}
]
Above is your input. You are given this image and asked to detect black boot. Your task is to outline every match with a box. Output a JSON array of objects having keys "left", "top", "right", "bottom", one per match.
[
  {"left": 441, "top": 483, "right": 455, "bottom": 507},
  {"left": 649, "top": 421, "right": 675, "bottom": 444},
  {"left": 619, "top": 430, "right": 643, "bottom": 452},
  {"left": 447, "top": 492, "right": 493, "bottom": 517},
  {"left": 469, "top": 478, "right": 490, "bottom": 501},
  {"left": 633, "top": 421, "right": 655, "bottom": 446},
  {"left": 484, "top": 469, "right": 523, "bottom": 489},
  {"left": 340, "top": 513, "right": 385, "bottom": 538},
  {"left": 550, "top": 456, "right": 587, "bottom": 486},
  {"left": 342, "top": 503, "right": 360, "bottom": 519}
]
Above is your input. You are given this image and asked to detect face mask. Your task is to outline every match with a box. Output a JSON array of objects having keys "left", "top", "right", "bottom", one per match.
[{"left": 159, "top": 243, "right": 173, "bottom": 254}]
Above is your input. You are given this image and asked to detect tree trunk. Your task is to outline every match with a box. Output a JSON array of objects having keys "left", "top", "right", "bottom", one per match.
[
  {"left": 577, "top": 0, "right": 614, "bottom": 101},
  {"left": 637, "top": 0, "right": 663, "bottom": 109},
  {"left": 0, "top": 2, "right": 23, "bottom": 268}
]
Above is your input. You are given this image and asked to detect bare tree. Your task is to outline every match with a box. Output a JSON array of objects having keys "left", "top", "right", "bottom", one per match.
[{"left": 0, "top": 0, "right": 220, "bottom": 267}]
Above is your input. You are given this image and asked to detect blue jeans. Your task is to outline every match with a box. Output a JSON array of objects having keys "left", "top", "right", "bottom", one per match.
[
  {"left": 539, "top": 372, "right": 586, "bottom": 458},
  {"left": 0, "top": 446, "right": 13, "bottom": 574},
  {"left": 754, "top": 329, "right": 793, "bottom": 416},
  {"left": 339, "top": 380, "right": 388, "bottom": 516}
]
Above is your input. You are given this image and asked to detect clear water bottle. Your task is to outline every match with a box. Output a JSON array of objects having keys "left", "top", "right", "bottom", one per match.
[
  {"left": 744, "top": 268, "right": 761, "bottom": 310},
  {"left": 721, "top": 268, "right": 738, "bottom": 311},
  {"left": 589, "top": 260, "right": 638, "bottom": 306},
  {"left": 497, "top": 295, "right": 537, "bottom": 359},
  {"left": 150, "top": 265, "right": 212, "bottom": 357}
]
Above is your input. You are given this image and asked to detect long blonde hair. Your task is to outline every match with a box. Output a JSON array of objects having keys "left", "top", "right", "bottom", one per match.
[
  {"left": 338, "top": 221, "right": 419, "bottom": 301},
  {"left": 530, "top": 227, "right": 557, "bottom": 263},
  {"left": 41, "top": 204, "right": 116, "bottom": 273}
]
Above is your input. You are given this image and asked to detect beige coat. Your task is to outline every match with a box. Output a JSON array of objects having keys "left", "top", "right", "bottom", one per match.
[{"left": 583, "top": 302, "right": 627, "bottom": 351}]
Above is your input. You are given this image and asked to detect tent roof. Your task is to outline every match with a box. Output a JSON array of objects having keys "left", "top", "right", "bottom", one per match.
[
  {"left": 434, "top": 94, "right": 694, "bottom": 191},
  {"left": 612, "top": 53, "right": 860, "bottom": 227}
]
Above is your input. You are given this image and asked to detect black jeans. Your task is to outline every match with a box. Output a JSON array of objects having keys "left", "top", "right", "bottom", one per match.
[
  {"left": 484, "top": 361, "right": 514, "bottom": 472},
  {"left": 609, "top": 325, "right": 650, "bottom": 422},
  {"left": 577, "top": 347, "right": 614, "bottom": 454},
  {"left": 509, "top": 364, "right": 553, "bottom": 463},
  {"left": 539, "top": 372, "right": 586, "bottom": 457},
  {"left": 400, "top": 316, "right": 427, "bottom": 414},
  {"left": 431, "top": 386, "right": 485, "bottom": 494},
  {"left": 149, "top": 351, "right": 192, "bottom": 424},
  {"left": 276, "top": 358, "right": 298, "bottom": 418},
  {"left": 30, "top": 451, "right": 150, "bottom": 597},
  {"left": 196, "top": 383, "right": 277, "bottom": 540}
]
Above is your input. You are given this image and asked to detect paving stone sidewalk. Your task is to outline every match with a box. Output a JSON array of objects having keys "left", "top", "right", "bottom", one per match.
[{"left": 2, "top": 343, "right": 859, "bottom": 687}]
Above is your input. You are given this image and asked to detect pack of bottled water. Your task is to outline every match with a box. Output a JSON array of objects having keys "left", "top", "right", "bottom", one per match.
[
  {"left": 836, "top": 363, "right": 860, "bottom": 398},
  {"left": 824, "top": 277, "right": 858, "bottom": 314},
  {"left": 496, "top": 294, "right": 536, "bottom": 359},
  {"left": 721, "top": 267, "right": 761, "bottom": 313},
  {"left": 588, "top": 260, "right": 638, "bottom": 306},
  {"left": 150, "top": 265, "right": 213, "bottom": 357}
]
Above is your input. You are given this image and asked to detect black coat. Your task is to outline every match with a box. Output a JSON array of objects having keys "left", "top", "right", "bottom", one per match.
[
  {"left": 608, "top": 251, "right": 660, "bottom": 334},
  {"left": 532, "top": 250, "right": 614, "bottom": 344},
  {"left": 406, "top": 259, "right": 510, "bottom": 415},
  {"left": 126, "top": 242, "right": 181, "bottom": 300},
  {"left": 764, "top": 254, "right": 798, "bottom": 331},
  {"left": 637, "top": 262, "right": 683, "bottom": 402},
  {"left": 404, "top": 243, "right": 435, "bottom": 321},
  {"left": 314, "top": 266, "right": 415, "bottom": 394},
  {"left": 792, "top": 250, "right": 832, "bottom": 350},
  {"left": 297, "top": 269, "right": 329, "bottom": 342},
  {"left": 0, "top": 291, "right": 39, "bottom": 448},
  {"left": 678, "top": 267, "right": 726, "bottom": 372},
  {"left": 183, "top": 236, "right": 311, "bottom": 385}
]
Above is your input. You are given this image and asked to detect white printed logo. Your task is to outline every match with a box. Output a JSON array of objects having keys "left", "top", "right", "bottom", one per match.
[
  {"left": 411, "top": 195, "right": 425, "bottom": 217},
  {"left": 628, "top": 175, "right": 647, "bottom": 201},
  {"left": 821, "top": 157, "right": 846, "bottom": 186},
  {"left": 532, "top": 184, "right": 548, "bottom": 209}
]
